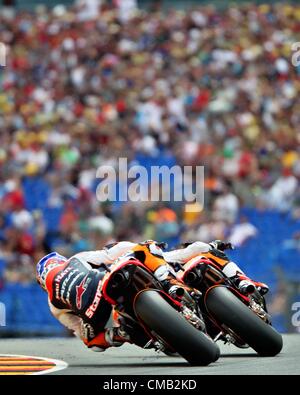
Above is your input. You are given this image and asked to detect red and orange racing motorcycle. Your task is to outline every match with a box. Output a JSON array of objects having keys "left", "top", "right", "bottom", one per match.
[
  {"left": 100, "top": 255, "right": 220, "bottom": 366},
  {"left": 178, "top": 256, "right": 283, "bottom": 357}
]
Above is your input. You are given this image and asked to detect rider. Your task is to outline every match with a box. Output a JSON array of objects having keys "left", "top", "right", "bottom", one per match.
[
  {"left": 164, "top": 240, "right": 269, "bottom": 296},
  {"left": 36, "top": 241, "right": 180, "bottom": 353}
]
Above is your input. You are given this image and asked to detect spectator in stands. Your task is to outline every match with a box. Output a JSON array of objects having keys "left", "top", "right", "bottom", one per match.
[
  {"left": 213, "top": 186, "right": 240, "bottom": 224},
  {"left": 228, "top": 216, "right": 258, "bottom": 247},
  {"left": 268, "top": 169, "right": 298, "bottom": 212}
]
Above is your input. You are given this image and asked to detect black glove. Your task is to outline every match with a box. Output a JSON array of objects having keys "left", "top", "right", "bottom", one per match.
[{"left": 209, "top": 240, "right": 234, "bottom": 251}]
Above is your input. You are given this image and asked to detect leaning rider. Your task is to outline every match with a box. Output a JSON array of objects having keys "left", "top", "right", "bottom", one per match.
[
  {"left": 36, "top": 241, "right": 181, "bottom": 352},
  {"left": 164, "top": 240, "right": 269, "bottom": 296}
]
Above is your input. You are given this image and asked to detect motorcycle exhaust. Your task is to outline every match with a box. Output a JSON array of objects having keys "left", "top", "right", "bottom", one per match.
[
  {"left": 169, "top": 285, "right": 185, "bottom": 298},
  {"left": 112, "top": 272, "right": 126, "bottom": 287},
  {"left": 185, "top": 271, "right": 198, "bottom": 284},
  {"left": 239, "top": 280, "right": 256, "bottom": 295},
  {"left": 168, "top": 286, "right": 195, "bottom": 306}
]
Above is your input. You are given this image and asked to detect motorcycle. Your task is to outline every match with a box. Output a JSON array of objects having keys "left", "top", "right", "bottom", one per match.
[
  {"left": 100, "top": 255, "right": 220, "bottom": 366},
  {"left": 179, "top": 255, "right": 283, "bottom": 356}
]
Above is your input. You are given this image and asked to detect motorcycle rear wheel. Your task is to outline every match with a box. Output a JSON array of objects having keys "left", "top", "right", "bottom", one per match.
[
  {"left": 134, "top": 289, "right": 220, "bottom": 366},
  {"left": 205, "top": 286, "right": 283, "bottom": 357}
]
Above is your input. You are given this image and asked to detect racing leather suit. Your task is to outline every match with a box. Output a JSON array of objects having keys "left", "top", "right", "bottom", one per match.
[
  {"left": 45, "top": 241, "right": 177, "bottom": 350},
  {"left": 164, "top": 241, "right": 244, "bottom": 278},
  {"left": 164, "top": 241, "right": 268, "bottom": 295}
]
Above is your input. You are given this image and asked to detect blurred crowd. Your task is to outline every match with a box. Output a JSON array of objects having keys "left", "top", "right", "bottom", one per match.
[{"left": 0, "top": 0, "right": 300, "bottom": 286}]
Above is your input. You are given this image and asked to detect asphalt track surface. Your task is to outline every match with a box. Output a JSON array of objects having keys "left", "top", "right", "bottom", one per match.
[{"left": 0, "top": 334, "right": 299, "bottom": 375}]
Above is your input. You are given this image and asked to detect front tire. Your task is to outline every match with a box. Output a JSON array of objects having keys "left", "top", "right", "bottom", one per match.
[
  {"left": 134, "top": 290, "right": 220, "bottom": 366},
  {"left": 205, "top": 286, "right": 283, "bottom": 356}
]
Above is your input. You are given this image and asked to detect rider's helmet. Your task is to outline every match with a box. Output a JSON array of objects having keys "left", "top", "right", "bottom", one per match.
[{"left": 36, "top": 252, "right": 68, "bottom": 290}]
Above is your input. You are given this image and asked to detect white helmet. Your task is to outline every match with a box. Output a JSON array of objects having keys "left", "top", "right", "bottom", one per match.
[{"left": 36, "top": 252, "right": 67, "bottom": 290}]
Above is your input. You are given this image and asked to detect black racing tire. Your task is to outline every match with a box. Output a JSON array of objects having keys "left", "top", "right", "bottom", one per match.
[
  {"left": 134, "top": 290, "right": 220, "bottom": 366},
  {"left": 163, "top": 349, "right": 179, "bottom": 357},
  {"left": 205, "top": 286, "right": 283, "bottom": 357}
]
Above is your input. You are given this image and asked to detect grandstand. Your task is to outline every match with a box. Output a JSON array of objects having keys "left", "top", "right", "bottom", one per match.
[{"left": 0, "top": 0, "right": 299, "bottom": 336}]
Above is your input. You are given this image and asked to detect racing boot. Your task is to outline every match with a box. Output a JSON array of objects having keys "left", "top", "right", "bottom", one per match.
[{"left": 83, "top": 324, "right": 131, "bottom": 352}]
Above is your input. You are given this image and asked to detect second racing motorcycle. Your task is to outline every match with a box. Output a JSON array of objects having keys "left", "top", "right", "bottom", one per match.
[{"left": 179, "top": 255, "right": 283, "bottom": 356}]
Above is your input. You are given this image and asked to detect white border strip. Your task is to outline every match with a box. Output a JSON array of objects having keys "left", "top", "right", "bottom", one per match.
[{"left": 0, "top": 354, "right": 68, "bottom": 375}]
